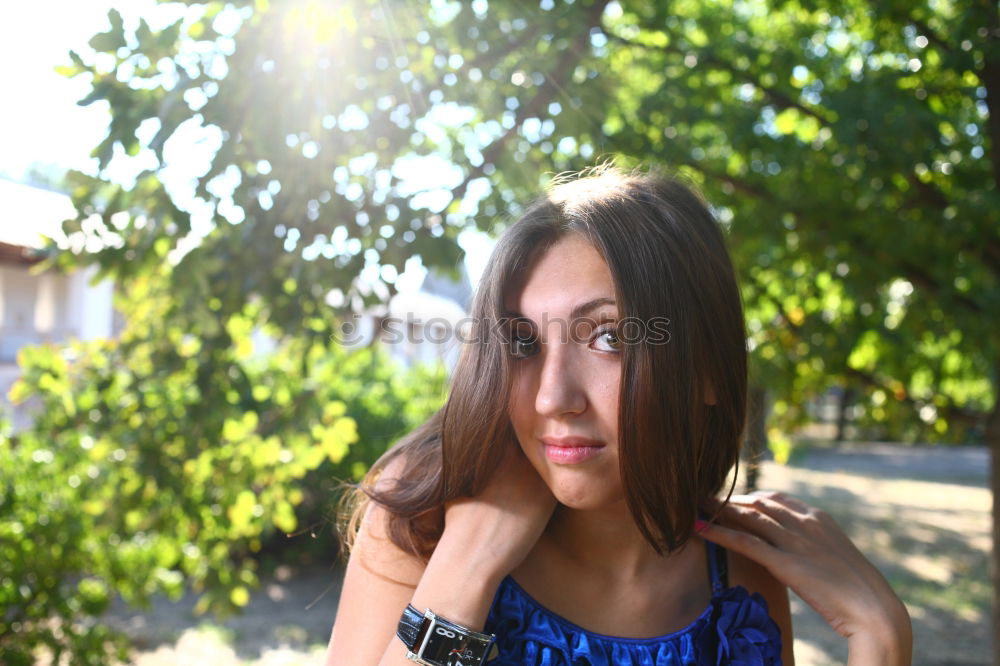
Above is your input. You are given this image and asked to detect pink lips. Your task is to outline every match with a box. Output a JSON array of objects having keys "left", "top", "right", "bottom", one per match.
[{"left": 540, "top": 436, "right": 605, "bottom": 464}]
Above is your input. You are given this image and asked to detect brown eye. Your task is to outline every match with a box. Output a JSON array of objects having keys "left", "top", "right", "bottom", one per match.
[
  {"left": 592, "top": 326, "right": 621, "bottom": 352},
  {"left": 508, "top": 318, "right": 539, "bottom": 359},
  {"left": 511, "top": 333, "right": 539, "bottom": 359}
]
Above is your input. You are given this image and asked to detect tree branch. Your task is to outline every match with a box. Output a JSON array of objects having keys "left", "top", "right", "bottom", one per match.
[
  {"left": 678, "top": 156, "right": 989, "bottom": 314},
  {"left": 465, "top": 22, "right": 546, "bottom": 71},
  {"left": 449, "top": 0, "right": 611, "bottom": 206},
  {"left": 909, "top": 18, "right": 954, "bottom": 53},
  {"left": 978, "top": 11, "right": 1000, "bottom": 194},
  {"left": 605, "top": 32, "right": 832, "bottom": 125},
  {"left": 844, "top": 367, "right": 983, "bottom": 428},
  {"left": 744, "top": 268, "right": 985, "bottom": 430}
]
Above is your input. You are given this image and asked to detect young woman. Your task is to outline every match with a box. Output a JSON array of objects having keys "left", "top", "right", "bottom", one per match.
[{"left": 325, "top": 167, "right": 912, "bottom": 665}]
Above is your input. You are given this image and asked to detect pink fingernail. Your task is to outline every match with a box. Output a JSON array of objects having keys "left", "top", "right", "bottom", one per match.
[{"left": 694, "top": 519, "right": 709, "bottom": 533}]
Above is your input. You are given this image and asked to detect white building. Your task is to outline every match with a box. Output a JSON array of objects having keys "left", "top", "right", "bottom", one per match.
[
  {"left": 360, "top": 264, "right": 473, "bottom": 372},
  {"left": 0, "top": 178, "right": 116, "bottom": 431},
  {"left": 0, "top": 178, "right": 474, "bottom": 430}
]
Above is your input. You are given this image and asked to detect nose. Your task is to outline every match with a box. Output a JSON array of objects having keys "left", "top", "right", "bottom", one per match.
[{"left": 534, "top": 337, "right": 587, "bottom": 418}]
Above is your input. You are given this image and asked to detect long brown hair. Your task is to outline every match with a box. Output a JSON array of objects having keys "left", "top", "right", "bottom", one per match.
[{"left": 344, "top": 165, "right": 746, "bottom": 559}]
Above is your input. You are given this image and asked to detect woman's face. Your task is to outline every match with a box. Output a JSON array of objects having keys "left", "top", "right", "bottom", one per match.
[{"left": 505, "top": 233, "right": 624, "bottom": 510}]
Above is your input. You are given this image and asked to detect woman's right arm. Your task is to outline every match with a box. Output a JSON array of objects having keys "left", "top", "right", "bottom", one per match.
[
  {"left": 697, "top": 491, "right": 912, "bottom": 666},
  {"left": 325, "top": 446, "right": 556, "bottom": 665}
]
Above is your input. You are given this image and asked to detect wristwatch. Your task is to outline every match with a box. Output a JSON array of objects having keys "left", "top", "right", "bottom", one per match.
[{"left": 396, "top": 604, "right": 498, "bottom": 665}]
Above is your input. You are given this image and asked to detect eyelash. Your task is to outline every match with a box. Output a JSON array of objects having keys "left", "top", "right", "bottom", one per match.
[
  {"left": 510, "top": 324, "right": 621, "bottom": 359},
  {"left": 593, "top": 325, "right": 621, "bottom": 352}
]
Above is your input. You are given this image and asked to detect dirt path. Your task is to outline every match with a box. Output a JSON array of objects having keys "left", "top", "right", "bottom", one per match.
[
  {"left": 109, "top": 563, "right": 342, "bottom": 665},
  {"left": 112, "top": 443, "right": 991, "bottom": 665},
  {"left": 759, "top": 444, "right": 990, "bottom": 665}
]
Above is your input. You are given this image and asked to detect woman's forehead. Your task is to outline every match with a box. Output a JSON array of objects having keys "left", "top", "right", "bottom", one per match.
[{"left": 503, "top": 236, "right": 615, "bottom": 319}]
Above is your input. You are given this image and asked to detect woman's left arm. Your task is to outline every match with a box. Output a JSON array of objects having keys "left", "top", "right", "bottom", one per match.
[{"left": 698, "top": 491, "right": 912, "bottom": 666}]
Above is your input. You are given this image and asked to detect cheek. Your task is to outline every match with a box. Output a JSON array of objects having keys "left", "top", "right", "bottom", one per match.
[
  {"left": 508, "top": 410, "right": 537, "bottom": 466},
  {"left": 586, "top": 368, "right": 621, "bottom": 416},
  {"left": 507, "top": 373, "right": 533, "bottom": 437},
  {"left": 509, "top": 391, "right": 558, "bottom": 480}
]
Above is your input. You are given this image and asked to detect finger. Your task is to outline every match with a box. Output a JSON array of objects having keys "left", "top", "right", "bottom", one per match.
[
  {"left": 731, "top": 493, "right": 852, "bottom": 553},
  {"left": 711, "top": 499, "right": 788, "bottom": 545},
  {"left": 722, "top": 496, "right": 889, "bottom": 594},
  {"left": 696, "top": 520, "right": 789, "bottom": 572},
  {"left": 748, "top": 490, "right": 812, "bottom": 515},
  {"left": 728, "top": 492, "right": 805, "bottom": 528}
]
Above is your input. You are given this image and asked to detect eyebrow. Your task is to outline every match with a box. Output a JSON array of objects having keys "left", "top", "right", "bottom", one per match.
[{"left": 504, "top": 297, "right": 617, "bottom": 322}]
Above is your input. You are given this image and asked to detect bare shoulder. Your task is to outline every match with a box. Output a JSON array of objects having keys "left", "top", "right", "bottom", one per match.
[
  {"left": 349, "top": 452, "right": 427, "bottom": 585},
  {"left": 325, "top": 454, "right": 428, "bottom": 664},
  {"left": 729, "top": 548, "right": 796, "bottom": 665},
  {"left": 728, "top": 546, "right": 785, "bottom": 602}
]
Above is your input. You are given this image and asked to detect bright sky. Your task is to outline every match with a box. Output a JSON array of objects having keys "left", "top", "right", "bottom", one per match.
[
  {"left": 0, "top": 1, "right": 494, "bottom": 293},
  {"left": 0, "top": 1, "right": 131, "bottom": 180}
]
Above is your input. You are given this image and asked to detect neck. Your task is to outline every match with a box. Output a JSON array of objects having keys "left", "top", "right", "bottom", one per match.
[{"left": 541, "top": 500, "right": 695, "bottom": 582}]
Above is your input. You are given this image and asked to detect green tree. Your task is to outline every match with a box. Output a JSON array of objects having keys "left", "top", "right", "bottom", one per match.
[
  {"left": 586, "top": 2, "right": 999, "bottom": 652},
  {"left": 29, "top": 0, "right": 1000, "bottom": 661},
  {"left": 55, "top": 1, "right": 997, "bottom": 445},
  {"left": 2, "top": 279, "right": 445, "bottom": 662}
]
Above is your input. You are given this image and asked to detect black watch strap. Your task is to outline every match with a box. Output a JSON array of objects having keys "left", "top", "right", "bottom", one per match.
[
  {"left": 396, "top": 603, "right": 426, "bottom": 651},
  {"left": 396, "top": 604, "right": 498, "bottom": 665}
]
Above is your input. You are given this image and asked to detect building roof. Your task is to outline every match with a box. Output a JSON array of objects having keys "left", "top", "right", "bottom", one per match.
[{"left": 0, "top": 178, "right": 73, "bottom": 250}]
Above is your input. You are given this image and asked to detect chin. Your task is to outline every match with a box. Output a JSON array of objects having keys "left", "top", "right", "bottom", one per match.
[{"left": 549, "top": 481, "right": 623, "bottom": 512}]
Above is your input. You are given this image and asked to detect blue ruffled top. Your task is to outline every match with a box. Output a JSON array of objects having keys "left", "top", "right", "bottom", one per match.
[{"left": 483, "top": 542, "right": 782, "bottom": 665}]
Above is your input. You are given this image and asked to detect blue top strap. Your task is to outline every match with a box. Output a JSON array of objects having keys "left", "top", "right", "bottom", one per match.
[{"left": 705, "top": 539, "right": 729, "bottom": 595}]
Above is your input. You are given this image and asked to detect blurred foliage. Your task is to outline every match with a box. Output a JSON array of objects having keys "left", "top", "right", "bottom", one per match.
[
  {"left": 590, "top": 0, "right": 1000, "bottom": 443},
  {"left": 45, "top": 0, "right": 998, "bottom": 443},
  {"left": 8, "top": 0, "right": 998, "bottom": 661},
  {"left": 1, "top": 270, "right": 445, "bottom": 662},
  {"left": 0, "top": 412, "right": 131, "bottom": 666}
]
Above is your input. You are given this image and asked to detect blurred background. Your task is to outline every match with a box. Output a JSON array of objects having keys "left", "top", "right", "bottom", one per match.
[{"left": 0, "top": 0, "right": 994, "bottom": 664}]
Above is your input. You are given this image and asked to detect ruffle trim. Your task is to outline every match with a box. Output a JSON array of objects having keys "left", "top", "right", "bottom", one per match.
[{"left": 484, "top": 576, "right": 782, "bottom": 666}]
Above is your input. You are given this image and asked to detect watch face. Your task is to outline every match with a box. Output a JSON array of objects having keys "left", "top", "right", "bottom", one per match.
[{"left": 422, "top": 625, "right": 484, "bottom": 666}]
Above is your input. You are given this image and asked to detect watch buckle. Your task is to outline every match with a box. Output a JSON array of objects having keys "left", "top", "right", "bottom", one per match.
[{"left": 406, "top": 608, "right": 439, "bottom": 661}]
